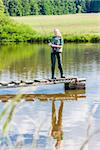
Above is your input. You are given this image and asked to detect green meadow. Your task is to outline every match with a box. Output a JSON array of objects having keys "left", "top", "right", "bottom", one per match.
[
  {"left": 11, "top": 13, "right": 100, "bottom": 43},
  {"left": 0, "top": 13, "right": 100, "bottom": 43}
]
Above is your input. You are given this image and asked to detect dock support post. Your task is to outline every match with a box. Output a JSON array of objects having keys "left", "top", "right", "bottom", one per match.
[
  {"left": 65, "top": 80, "right": 86, "bottom": 90},
  {"left": 65, "top": 79, "right": 77, "bottom": 90},
  {"left": 64, "top": 82, "right": 70, "bottom": 90}
]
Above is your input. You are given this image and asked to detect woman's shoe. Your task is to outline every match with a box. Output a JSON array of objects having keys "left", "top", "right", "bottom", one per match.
[
  {"left": 61, "top": 75, "right": 65, "bottom": 78},
  {"left": 51, "top": 77, "right": 56, "bottom": 80}
]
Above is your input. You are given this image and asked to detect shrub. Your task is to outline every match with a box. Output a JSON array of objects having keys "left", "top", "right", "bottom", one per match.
[{"left": 0, "top": 14, "right": 36, "bottom": 42}]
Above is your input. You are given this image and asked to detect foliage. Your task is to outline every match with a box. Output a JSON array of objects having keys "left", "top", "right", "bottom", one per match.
[
  {"left": 0, "top": 13, "right": 36, "bottom": 42},
  {"left": 2, "top": 0, "right": 100, "bottom": 16},
  {"left": 0, "top": 0, "right": 37, "bottom": 42}
]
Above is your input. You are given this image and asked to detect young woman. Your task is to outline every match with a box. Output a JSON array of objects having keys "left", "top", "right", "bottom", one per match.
[{"left": 49, "top": 28, "right": 65, "bottom": 79}]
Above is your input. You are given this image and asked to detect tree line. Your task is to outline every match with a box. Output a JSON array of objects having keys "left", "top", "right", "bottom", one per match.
[{"left": 2, "top": 0, "right": 100, "bottom": 16}]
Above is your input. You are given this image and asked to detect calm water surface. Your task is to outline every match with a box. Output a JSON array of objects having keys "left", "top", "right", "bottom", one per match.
[{"left": 0, "top": 43, "right": 100, "bottom": 150}]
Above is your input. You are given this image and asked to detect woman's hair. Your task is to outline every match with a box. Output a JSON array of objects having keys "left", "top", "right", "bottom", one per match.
[{"left": 54, "top": 28, "right": 62, "bottom": 36}]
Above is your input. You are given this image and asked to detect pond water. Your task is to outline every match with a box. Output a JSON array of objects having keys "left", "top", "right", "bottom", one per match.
[{"left": 0, "top": 43, "right": 100, "bottom": 150}]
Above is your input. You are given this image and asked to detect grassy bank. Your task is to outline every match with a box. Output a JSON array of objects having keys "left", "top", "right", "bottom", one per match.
[{"left": 11, "top": 13, "right": 100, "bottom": 43}]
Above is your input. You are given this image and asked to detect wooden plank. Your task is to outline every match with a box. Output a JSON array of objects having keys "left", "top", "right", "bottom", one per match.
[{"left": 0, "top": 77, "right": 86, "bottom": 90}]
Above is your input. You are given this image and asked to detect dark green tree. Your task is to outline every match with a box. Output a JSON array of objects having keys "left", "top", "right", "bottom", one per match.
[
  {"left": 85, "top": 0, "right": 91, "bottom": 12},
  {"left": 16, "top": 0, "right": 23, "bottom": 16},
  {"left": 54, "top": 0, "right": 62, "bottom": 15},
  {"left": 2, "top": 0, "right": 100, "bottom": 16},
  {"left": 0, "top": 0, "right": 4, "bottom": 13},
  {"left": 63, "top": 0, "right": 69, "bottom": 14},
  {"left": 21, "top": 0, "right": 30, "bottom": 16},
  {"left": 43, "top": 0, "right": 52, "bottom": 15},
  {"left": 90, "top": 0, "right": 100, "bottom": 12},
  {"left": 29, "top": 0, "right": 39, "bottom": 15},
  {"left": 68, "top": 0, "right": 76, "bottom": 14},
  {"left": 7, "top": 0, "right": 22, "bottom": 16},
  {"left": 76, "top": 0, "right": 86, "bottom": 13}
]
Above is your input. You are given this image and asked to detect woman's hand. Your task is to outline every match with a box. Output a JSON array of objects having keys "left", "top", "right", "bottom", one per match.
[
  {"left": 48, "top": 43, "right": 53, "bottom": 47},
  {"left": 48, "top": 43, "right": 62, "bottom": 48}
]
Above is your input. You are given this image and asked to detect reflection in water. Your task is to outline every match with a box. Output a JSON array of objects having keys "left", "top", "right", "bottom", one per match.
[
  {"left": 0, "top": 91, "right": 86, "bottom": 150},
  {"left": 0, "top": 90, "right": 86, "bottom": 102},
  {"left": 0, "top": 43, "right": 100, "bottom": 82},
  {"left": 51, "top": 100, "right": 63, "bottom": 150},
  {"left": 0, "top": 43, "right": 100, "bottom": 149}
]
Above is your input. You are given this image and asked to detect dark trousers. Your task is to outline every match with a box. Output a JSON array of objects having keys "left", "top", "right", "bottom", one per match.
[{"left": 51, "top": 52, "right": 63, "bottom": 78}]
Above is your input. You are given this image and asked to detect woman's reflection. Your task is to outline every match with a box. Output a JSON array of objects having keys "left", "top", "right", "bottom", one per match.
[{"left": 51, "top": 100, "right": 64, "bottom": 150}]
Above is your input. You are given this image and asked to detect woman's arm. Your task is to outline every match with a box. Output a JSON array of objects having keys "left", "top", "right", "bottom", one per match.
[
  {"left": 48, "top": 43, "right": 62, "bottom": 48},
  {"left": 51, "top": 44, "right": 63, "bottom": 48}
]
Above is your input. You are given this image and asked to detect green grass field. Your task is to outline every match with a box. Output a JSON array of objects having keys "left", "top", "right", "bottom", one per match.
[{"left": 12, "top": 13, "right": 100, "bottom": 36}]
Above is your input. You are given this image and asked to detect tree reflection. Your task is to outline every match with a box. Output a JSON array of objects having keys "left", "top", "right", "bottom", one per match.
[
  {"left": 0, "top": 43, "right": 100, "bottom": 81},
  {"left": 51, "top": 100, "right": 64, "bottom": 150}
]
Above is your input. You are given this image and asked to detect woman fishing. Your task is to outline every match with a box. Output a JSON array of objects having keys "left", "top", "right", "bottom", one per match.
[{"left": 49, "top": 28, "right": 65, "bottom": 79}]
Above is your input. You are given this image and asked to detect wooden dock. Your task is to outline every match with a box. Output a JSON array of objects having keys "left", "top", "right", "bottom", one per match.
[{"left": 0, "top": 77, "right": 86, "bottom": 90}]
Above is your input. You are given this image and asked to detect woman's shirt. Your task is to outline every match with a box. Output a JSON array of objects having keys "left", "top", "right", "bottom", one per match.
[{"left": 51, "top": 36, "right": 63, "bottom": 53}]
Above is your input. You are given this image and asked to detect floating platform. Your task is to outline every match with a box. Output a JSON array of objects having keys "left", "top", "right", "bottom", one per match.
[{"left": 0, "top": 77, "right": 86, "bottom": 92}]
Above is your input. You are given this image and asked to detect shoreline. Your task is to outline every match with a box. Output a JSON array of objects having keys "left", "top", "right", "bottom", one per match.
[{"left": 0, "top": 34, "right": 100, "bottom": 44}]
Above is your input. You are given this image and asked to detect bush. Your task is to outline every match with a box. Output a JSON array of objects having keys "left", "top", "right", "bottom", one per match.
[
  {"left": 0, "top": 14, "right": 36, "bottom": 42},
  {"left": 63, "top": 34, "right": 100, "bottom": 43}
]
